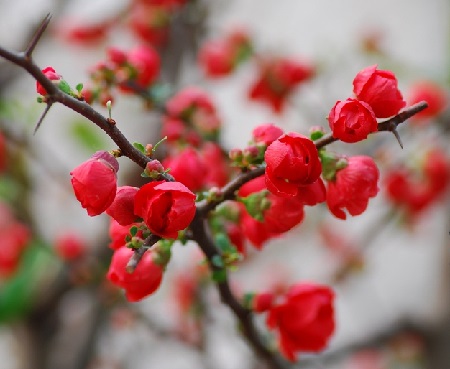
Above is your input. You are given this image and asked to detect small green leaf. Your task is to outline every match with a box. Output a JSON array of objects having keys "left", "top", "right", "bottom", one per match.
[
  {"left": 133, "top": 142, "right": 146, "bottom": 153},
  {"left": 58, "top": 80, "right": 72, "bottom": 95},
  {"left": 75, "top": 83, "right": 84, "bottom": 93}
]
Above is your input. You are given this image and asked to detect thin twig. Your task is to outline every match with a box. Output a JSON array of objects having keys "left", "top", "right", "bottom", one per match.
[
  {"left": 126, "top": 234, "right": 161, "bottom": 273},
  {"left": 33, "top": 102, "right": 52, "bottom": 134}
]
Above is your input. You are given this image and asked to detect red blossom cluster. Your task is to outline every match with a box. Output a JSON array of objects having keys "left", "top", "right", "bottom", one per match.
[
  {"left": 82, "top": 44, "right": 160, "bottom": 105},
  {"left": 385, "top": 147, "right": 450, "bottom": 220},
  {"left": 328, "top": 65, "right": 406, "bottom": 143},
  {"left": 249, "top": 57, "right": 315, "bottom": 113}
]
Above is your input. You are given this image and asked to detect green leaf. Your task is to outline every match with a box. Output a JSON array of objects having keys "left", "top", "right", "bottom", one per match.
[
  {"left": 133, "top": 142, "right": 146, "bottom": 153},
  {"left": 69, "top": 120, "right": 107, "bottom": 152},
  {"left": 58, "top": 80, "right": 73, "bottom": 95},
  {"left": 75, "top": 83, "right": 84, "bottom": 93},
  {"left": 0, "top": 241, "right": 59, "bottom": 323}
]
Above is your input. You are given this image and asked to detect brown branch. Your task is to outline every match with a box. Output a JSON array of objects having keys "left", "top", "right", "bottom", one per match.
[
  {"left": 198, "top": 101, "right": 429, "bottom": 215},
  {"left": 0, "top": 18, "right": 152, "bottom": 170},
  {"left": 189, "top": 214, "right": 288, "bottom": 369},
  {"left": 126, "top": 234, "right": 161, "bottom": 273}
]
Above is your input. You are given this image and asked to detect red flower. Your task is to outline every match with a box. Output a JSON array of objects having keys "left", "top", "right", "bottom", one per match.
[
  {"left": 265, "top": 133, "right": 322, "bottom": 197},
  {"left": 252, "top": 123, "right": 284, "bottom": 146},
  {"left": 199, "top": 40, "right": 234, "bottom": 77},
  {"left": 0, "top": 222, "right": 31, "bottom": 277},
  {"left": 55, "top": 232, "right": 86, "bottom": 261},
  {"left": 328, "top": 98, "right": 378, "bottom": 143},
  {"left": 408, "top": 81, "right": 448, "bottom": 121},
  {"left": 127, "top": 45, "right": 160, "bottom": 88},
  {"left": 162, "top": 148, "right": 208, "bottom": 192},
  {"left": 107, "top": 247, "right": 163, "bottom": 302},
  {"left": 353, "top": 65, "right": 406, "bottom": 118},
  {"left": 326, "top": 156, "right": 379, "bottom": 219},
  {"left": 70, "top": 151, "right": 119, "bottom": 216},
  {"left": 36, "top": 67, "right": 62, "bottom": 96},
  {"left": 165, "top": 87, "right": 221, "bottom": 139},
  {"left": 249, "top": 57, "right": 314, "bottom": 113},
  {"left": 108, "top": 219, "right": 143, "bottom": 250},
  {"left": 266, "top": 283, "right": 335, "bottom": 361},
  {"left": 128, "top": 3, "right": 170, "bottom": 46},
  {"left": 106, "top": 186, "right": 139, "bottom": 226},
  {"left": 201, "top": 142, "right": 230, "bottom": 188},
  {"left": 238, "top": 176, "right": 305, "bottom": 247},
  {"left": 134, "top": 181, "right": 196, "bottom": 239}
]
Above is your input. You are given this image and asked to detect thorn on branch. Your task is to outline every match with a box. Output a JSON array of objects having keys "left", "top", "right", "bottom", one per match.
[
  {"left": 25, "top": 13, "right": 52, "bottom": 58},
  {"left": 33, "top": 102, "right": 52, "bottom": 135},
  {"left": 389, "top": 122, "right": 404, "bottom": 149}
]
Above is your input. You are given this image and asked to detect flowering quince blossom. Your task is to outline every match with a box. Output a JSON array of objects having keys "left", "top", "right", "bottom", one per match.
[
  {"left": 0, "top": 222, "right": 31, "bottom": 277},
  {"left": 326, "top": 156, "right": 379, "bottom": 220},
  {"left": 162, "top": 148, "right": 208, "bottom": 192},
  {"left": 125, "top": 45, "right": 161, "bottom": 89},
  {"left": 54, "top": 232, "right": 86, "bottom": 261},
  {"left": 199, "top": 29, "right": 252, "bottom": 78},
  {"left": 266, "top": 283, "right": 335, "bottom": 361},
  {"left": 249, "top": 57, "right": 314, "bottom": 113},
  {"left": 164, "top": 87, "right": 221, "bottom": 140},
  {"left": 252, "top": 123, "right": 284, "bottom": 146},
  {"left": 134, "top": 181, "right": 196, "bottom": 239},
  {"left": 239, "top": 176, "right": 305, "bottom": 235},
  {"left": 384, "top": 148, "right": 450, "bottom": 217},
  {"left": 107, "top": 246, "right": 164, "bottom": 302},
  {"left": 408, "top": 81, "right": 448, "bottom": 121},
  {"left": 70, "top": 151, "right": 119, "bottom": 216},
  {"left": 108, "top": 219, "right": 143, "bottom": 250},
  {"left": 328, "top": 98, "right": 378, "bottom": 143},
  {"left": 36, "top": 67, "right": 62, "bottom": 96},
  {"left": 265, "top": 133, "right": 322, "bottom": 197},
  {"left": 353, "top": 65, "right": 406, "bottom": 118},
  {"left": 106, "top": 186, "right": 139, "bottom": 226}
]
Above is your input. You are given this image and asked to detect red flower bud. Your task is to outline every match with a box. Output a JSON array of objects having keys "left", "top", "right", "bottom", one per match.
[
  {"left": 106, "top": 186, "right": 139, "bottom": 226},
  {"left": 126, "top": 45, "right": 160, "bottom": 88},
  {"left": 162, "top": 148, "right": 208, "bottom": 192},
  {"left": 134, "top": 181, "right": 196, "bottom": 239},
  {"left": 353, "top": 65, "right": 406, "bottom": 118},
  {"left": 408, "top": 81, "right": 448, "bottom": 121},
  {"left": 36, "top": 67, "right": 62, "bottom": 96},
  {"left": 328, "top": 98, "right": 378, "bottom": 143},
  {"left": 107, "top": 247, "right": 163, "bottom": 302},
  {"left": 253, "top": 292, "right": 274, "bottom": 313},
  {"left": 70, "top": 151, "right": 119, "bottom": 216},
  {"left": 199, "top": 40, "right": 234, "bottom": 77},
  {"left": 266, "top": 283, "right": 335, "bottom": 361},
  {"left": 55, "top": 232, "right": 86, "bottom": 261},
  {"left": 252, "top": 123, "right": 284, "bottom": 146},
  {"left": 326, "top": 156, "right": 379, "bottom": 219},
  {"left": 265, "top": 133, "right": 321, "bottom": 197}
]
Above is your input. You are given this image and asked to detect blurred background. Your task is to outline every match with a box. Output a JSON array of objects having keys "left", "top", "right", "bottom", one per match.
[{"left": 0, "top": 0, "right": 449, "bottom": 368}]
